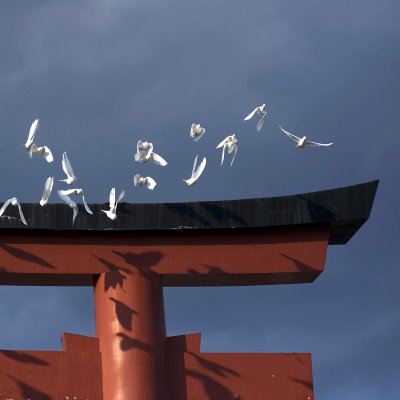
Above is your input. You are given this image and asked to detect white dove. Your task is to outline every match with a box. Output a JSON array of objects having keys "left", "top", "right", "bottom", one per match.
[
  {"left": 29, "top": 144, "right": 54, "bottom": 162},
  {"left": 134, "top": 140, "right": 168, "bottom": 166},
  {"left": 58, "top": 188, "right": 93, "bottom": 224},
  {"left": 60, "top": 152, "right": 77, "bottom": 184},
  {"left": 244, "top": 104, "right": 267, "bottom": 132},
  {"left": 279, "top": 125, "right": 333, "bottom": 148},
  {"left": 101, "top": 188, "right": 125, "bottom": 220},
  {"left": 0, "top": 197, "right": 27, "bottom": 225},
  {"left": 24, "top": 119, "right": 54, "bottom": 162},
  {"left": 216, "top": 134, "right": 238, "bottom": 166},
  {"left": 57, "top": 190, "right": 78, "bottom": 224},
  {"left": 133, "top": 174, "right": 157, "bottom": 190},
  {"left": 183, "top": 155, "right": 207, "bottom": 185},
  {"left": 190, "top": 123, "right": 205, "bottom": 141},
  {"left": 40, "top": 177, "right": 54, "bottom": 206}
]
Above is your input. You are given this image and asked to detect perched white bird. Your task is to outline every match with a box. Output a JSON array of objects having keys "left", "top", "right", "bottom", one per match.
[
  {"left": 244, "top": 104, "right": 267, "bottom": 132},
  {"left": 279, "top": 125, "right": 333, "bottom": 148},
  {"left": 183, "top": 155, "right": 207, "bottom": 185},
  {"left": 216, "top": 134, "right": 238, "bottom": 166},
  {"left": 58, "top": 188, "right": 93, "bottom": 224},
  {"left": 60, "top": 152, "right": 77, "bottom": 184},
  {"left": 133, "top": 174, "right": 157, "bottom": 190},
  {"left": 40, "top": 177, "right": 54, "bottom": 206},
  {"left": 134, "top": 140, "right": 168, "bottom": 166},
  {"left": 190, "top": 123, "right": 205, "bottom": 141},
  {"left": 24, "top": 119, "right": 54, "bottom": 162},
  {"left": 101, "top": 188, "right": 125, "bottom": 220},
  {"left": 0, "top": 197, "right": 27, "bottom": 225}
]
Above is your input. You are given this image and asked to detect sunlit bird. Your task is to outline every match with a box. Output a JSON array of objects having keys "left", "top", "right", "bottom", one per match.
[
  {"left": 279, "top": 125, "right": 333, "bottom": 148},
  {"left": 244, "top": 104, "right": 267, "bottom": 132},
  {"left": 60, "top": 152, "right": 77, "bottom": 184},
  {"left": 134, "top": 140, "right": 168, "bottom": 166},
  {"left": 183, "top": 155, "right": 207, "bottom": 185},
  {"left": 39, "top": 177, "right": 54, "bottom": 206},
  {"left": 58, "top": 188, "right": 93, "bottom": 224},
  {"left": 216, "top": 134, "right": 238, "bottom": 166},
  {"left": 0, "top": 197, "right": 27, "bottom": 225},
  {"left": 133, "top": 174, "right": 157, "bottom": 190},
  {"left": 190, "top": 123, "right": 205, "bottom": 141},
  {"left": 101, "top": 188, "right": 125, "bottom": 220},
  {"left": 24, "top": 119, "right": 54, "bottom": 162}
]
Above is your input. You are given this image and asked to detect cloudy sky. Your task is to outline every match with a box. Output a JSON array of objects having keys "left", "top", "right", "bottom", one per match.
[{"left": 0, "top": 1, "right": 399, "bottom": 398}]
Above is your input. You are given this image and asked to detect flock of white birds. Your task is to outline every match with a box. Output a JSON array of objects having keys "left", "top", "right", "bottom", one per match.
[{"left": 0, "top": 104, "right": 332, "bottom": 226}]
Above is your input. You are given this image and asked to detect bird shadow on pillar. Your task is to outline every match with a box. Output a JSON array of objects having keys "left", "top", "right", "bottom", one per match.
[
  {"left": 109, "top": 296, "right": 138, "bottom": 331},
  {"left": 7, "top": 375, "right": 52, "bottom": 400},
  {"left": 171, "top": 353, "right": 241, "bottom": 400},
  {"left": 112, "top": 250, "right": 164, "bottom": 278},
  {"left": 94, "top": 255, "right": 132, "bottom": 292},
  {"left": 279, "top": 253, "right": 319, "bottom": 272},
  {"left": 0, "top": 242, "right": 56, "bottom": 269},
  {"left": 0, "top": 351, "right": 50, "bottom": 366},
  {"left": 288, "top": 376, "right": 314, "bottom": 390},
  {"left": 116, "top": 332, "right": 152, "bottom": 353}
]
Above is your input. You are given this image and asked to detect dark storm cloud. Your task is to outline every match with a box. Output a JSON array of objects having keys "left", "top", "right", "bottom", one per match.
[{"left": 0, "top": 1, "right": 399, "bottom": 398}]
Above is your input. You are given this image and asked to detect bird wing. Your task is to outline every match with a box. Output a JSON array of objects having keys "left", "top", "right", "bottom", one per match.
[
  {"left": 133, "top": 174, "right": 142, "bottom": 186},
  {"left": 304, "top": 139, "right": 333, "bottom": 147},
  {"left": 58, "top": 190, "right": 78, "bottom": 224},
  {"left": 41, "top": 177, "right": 54, "bottom": 203},
  {"left": 116, "top": 190, "right": 125, "bottom": 205},
  {"left": 25, "top": 119, "right": 39, "bottom": 149},
  {"left": 220, "top": 145, "right": 226, "bottom": 166},
  {"left": 81, "top": 193, "right": 93, "bottom": 215},
  {"left": 230, "top": 145, "right": 238, "bottom": 167},
  {"left": 256, "top": 114, "right": 266, "bottom": 132},
  {"left": 150, "top": 152, "right": 168, "bottom": 166},
  {"left": 109, "top": 188, "right": 116, "bottom": 209},
  {"left": 62, "top": 152, "right": 75, "bottom": 179},
  {"left": 216, "top": 136, "right": 229, "bottom": 148},
  {"left": 145, "top": 177, "right": 157, "bottom": 190},
  {"left": 16, "top": 202, "right": 27, "bottom": 226},
  {"left": 193, "top": 157, "right": 206, "bottom": 180},
  {"left": 40, "top": 146, "right": 53, "bottom": 162},
  {"left": 0, "top": 198, "right": 13, "bottom": 217},
  {"left": 191, "top": 155, "right": 199, "bottom": 177},
  {"left": 244, "top": 107, "right": 259, "bottom": 121},
  {"left": 279, "top": 125, "right": 301, "bottom": 143}
]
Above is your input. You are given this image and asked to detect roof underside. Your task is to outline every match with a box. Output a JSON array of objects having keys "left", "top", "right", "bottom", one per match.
[{"left": 0, "top": 180, "right": 378, "bottom": 245}]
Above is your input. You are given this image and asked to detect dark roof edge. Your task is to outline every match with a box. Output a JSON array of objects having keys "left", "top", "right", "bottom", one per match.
[{"left": 0, "top": 180, "right": 379, "bottom": 245}]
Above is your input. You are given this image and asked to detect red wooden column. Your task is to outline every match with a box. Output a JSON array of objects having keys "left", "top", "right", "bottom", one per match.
[{"left": 94, "top": 268, "right": 170, "bottom": 400}]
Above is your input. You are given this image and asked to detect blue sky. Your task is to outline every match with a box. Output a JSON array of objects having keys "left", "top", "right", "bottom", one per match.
[{"left": 0, "top": 1, "right": 399, "bottom": 398}]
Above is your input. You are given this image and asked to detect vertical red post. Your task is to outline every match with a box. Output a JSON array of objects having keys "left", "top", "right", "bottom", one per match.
[{"left": 94, "top": 270, "right": 170, "bottom": 400}]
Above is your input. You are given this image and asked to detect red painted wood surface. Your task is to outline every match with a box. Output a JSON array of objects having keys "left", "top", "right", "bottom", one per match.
[
  {"left": 0, "top": 349, "right": 103, "bottom": 400},
  {"left": 0, "top": 225, "right": 329, "bottom": 286}
]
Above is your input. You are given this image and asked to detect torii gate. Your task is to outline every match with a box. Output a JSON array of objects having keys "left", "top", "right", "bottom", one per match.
[{"left": 0, "top": 180, "right": 378, "bottom": 400}]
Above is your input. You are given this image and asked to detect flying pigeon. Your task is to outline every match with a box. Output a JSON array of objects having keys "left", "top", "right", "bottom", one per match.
[
  {"left": 216, "top": 134, "right": 238, "bottom": 166},
  {"left": 190, "top": 123, "right": 205, "bottom": 141},
  {"left": 279, "top": 125, "right": 333, "bottom": 148},
  {"left": 134, "top": 140, "right": 168, "bottom": 166},
  {"left": 101, "top": 188, "right": 125, "bottom": 220},
  {"left": 60, "top": 152, "right": 77, "bottom": 184},
  {"left": 39, "top": 177, "right": 54, "bottom": 206},
  {"left": 0, "top": 197, "right": 27, "bottom": 225},
  {"left": 133, "top": 174, "right": 157, "bottom": 190},
  {"left": 24, "top": 119, "right": 54, "bottom": 162},
  {"left": 58, "top": 188, "right": 93, "bottom": 224},
  {"left": 183, "top": 155, "right": 207, "bottom": 185},
  {"left": 244, "top": 104, "right": 267, "bottom": 132}
]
